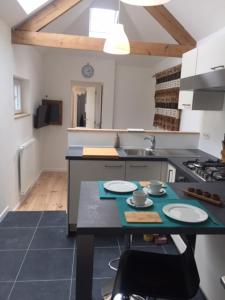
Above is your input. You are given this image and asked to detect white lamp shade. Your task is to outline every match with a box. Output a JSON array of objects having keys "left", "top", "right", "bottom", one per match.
[
  {"left": 103, "top": 24, "right": 130, "bottom": 55},
  {"left": 120, "top": 0, "right": 171, "bottom": 6}
]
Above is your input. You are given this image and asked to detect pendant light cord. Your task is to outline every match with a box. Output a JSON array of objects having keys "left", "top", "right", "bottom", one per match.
[{"left": 118, "top": 0, "right": 120, "bottom": 23}]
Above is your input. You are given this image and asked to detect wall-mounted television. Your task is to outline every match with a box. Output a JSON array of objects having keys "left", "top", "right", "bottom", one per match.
[
  {"left": 34, "top": 104, "right": 48, "bottom": 129},
  {"left": 34, "top": 100, "right": 63, "bottom": 129},
  {"left": 42, "top": 100, "right": 62, "bottom": 125}
]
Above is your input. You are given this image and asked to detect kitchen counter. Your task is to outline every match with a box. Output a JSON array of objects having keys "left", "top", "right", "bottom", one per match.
[
  {"left": 65, "top": 147, "right": 217, "bottom": 183},
  {"left": 77, "top": 181, "right": 225, "bottom": 234}
]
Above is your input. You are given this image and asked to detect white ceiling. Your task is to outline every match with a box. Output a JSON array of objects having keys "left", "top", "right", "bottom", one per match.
[{"left": 2, "top": 0, "right": 225, "bottom": 42}]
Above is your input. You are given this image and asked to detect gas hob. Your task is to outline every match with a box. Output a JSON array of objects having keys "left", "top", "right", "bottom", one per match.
[{"left": 183, "top": 159, "right": 225, "bottom": 182}]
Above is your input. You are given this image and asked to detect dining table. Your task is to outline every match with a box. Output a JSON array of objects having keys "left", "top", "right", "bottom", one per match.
[{"left": 75, "top": 181, "right": 225, "bottom": 300}]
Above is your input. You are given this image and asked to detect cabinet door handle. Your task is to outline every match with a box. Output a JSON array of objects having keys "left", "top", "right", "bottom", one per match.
[
  {"left": 129, "top": 165, "right": 148, "bottom": 168},
  {"left": 211, "top": 65, "right": 224, "bottom": 71},
  {"left": 104, "top": 165, "right": 123, "bottom": 168},
  {"left": 182, "top": 104, "right": 191, "bottom": 107}
]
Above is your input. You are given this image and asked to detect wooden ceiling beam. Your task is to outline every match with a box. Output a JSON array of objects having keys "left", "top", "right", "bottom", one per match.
[
  {"left": 145, "top": 5, "right": 196, "bottom": 46},
  {"left": 16, "top": 0, "right": 81, "bottom": 32},
  {"left": 12, "top": 30, "right": 194, "bottom": 57}
]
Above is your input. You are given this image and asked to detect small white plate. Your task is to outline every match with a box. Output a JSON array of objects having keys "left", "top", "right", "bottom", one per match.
[
  {"left": 144, "top": 188, "right": 167, "bottom": 196},
  {"left": 104, "top": 181, "right": 137, "bottom": 193},
  {"left": 126, "top": 197, "right": 153, "bottom": 208},
  {"left": 163, "top": 203, "right": 208, "bottom": 223}
]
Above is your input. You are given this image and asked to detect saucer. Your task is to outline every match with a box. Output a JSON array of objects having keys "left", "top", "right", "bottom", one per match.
[
  {"left": 145, "top": 188, "right": 167, "bottom": 196},
  {"left": 126, "top": 197, "right": 153, "bottom": 208}
]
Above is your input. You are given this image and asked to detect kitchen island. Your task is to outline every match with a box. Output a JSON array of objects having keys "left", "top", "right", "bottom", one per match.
[{"left": 75, "top": 181, "right": 225, "bottom": 300}]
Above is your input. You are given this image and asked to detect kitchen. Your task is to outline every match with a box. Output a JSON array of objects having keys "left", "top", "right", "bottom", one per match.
[{"left": 1, "top": 0, "right": 225, "bottom": 300}]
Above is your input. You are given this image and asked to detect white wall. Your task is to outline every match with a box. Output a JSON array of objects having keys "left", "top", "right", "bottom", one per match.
[
  {"left": 113, "top": 64, "right": 155, "bottom": 129},
  {"left": 42, "top": 50, "right": 161, "bottom": 170},
  {"left": 0, "top": 19, "right": 15, "bottom": 219},
  {"left": 12, "top": 45, "right": 44, "bottom": 206},
  {"left": 0, "top": 17, "right": 43, "bottom": 217},
  {"left": 42, "top": 50, "right": 116, "bottom": 171}
]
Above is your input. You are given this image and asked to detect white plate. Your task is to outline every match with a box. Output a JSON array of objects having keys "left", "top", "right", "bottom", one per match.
[
  {"left": 104, "top": 181, "right": 138, "bottom": 193},
  {"left": 126, "top": 197, "right": 153, "bottom": 208},
  {"left": 163, "top": 203, "right": 208, "bottom": 223},
  {"left": 144, "top": 188, "right": 167, "bottom": 196}
]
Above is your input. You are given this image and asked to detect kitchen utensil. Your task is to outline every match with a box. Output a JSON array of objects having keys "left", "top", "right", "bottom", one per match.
[
  {"left": 83, "top": 147, "right": 119, "bottom": 158},
  {"left": 149, "top": 180, "right": 163, "bottom": 194},
  {"left": 124, "top": 211, "right": 162, "bottom": 223},
  {"left": 139, "top": 181, "right": 167, "bottom": 188},
  {"left": 132, "top": 190, "right": 147, "bottom": 206},
  {"left": 146, "top": 188, "right": 167, "bottom": 196},
  {"left": 163, "top": 203, "right": 208, "bottom": 223},
  {"left": 126, "top": 197, "right": 153, "bottom": 208},
  {"left": 104, "top": 181, "right": 137, "bottom": 193}
]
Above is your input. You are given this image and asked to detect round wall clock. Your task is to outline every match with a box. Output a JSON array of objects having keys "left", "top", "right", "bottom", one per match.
[{"left": 81, "top": 63, "right": 95, "bottom": 78}]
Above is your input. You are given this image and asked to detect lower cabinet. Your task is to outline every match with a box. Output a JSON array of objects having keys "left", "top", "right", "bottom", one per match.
[
  {"left": 68, "top": 159, "right": 168, "bottom": 230},
  {"left": 125, "top": 161, "right": 162, "bottom": 181},
  {"left": 68, "top": 160, "right": 126, "bottom": 227}
]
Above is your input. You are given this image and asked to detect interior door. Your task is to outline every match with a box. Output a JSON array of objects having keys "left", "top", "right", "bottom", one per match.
[
  {"left": 94, "top": 84, "right": 103, "bottom": 128},
  {"left": 85, "top": 87, "right": 95, "bottom": 128}
]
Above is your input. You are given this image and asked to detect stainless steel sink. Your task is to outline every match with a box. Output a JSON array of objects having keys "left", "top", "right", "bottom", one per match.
[
  {"left": 123, "top": 148, "right": 200, "bottom": 157},
  {"left": 123, "top": 148, "right": 155, "bottom": 156}
]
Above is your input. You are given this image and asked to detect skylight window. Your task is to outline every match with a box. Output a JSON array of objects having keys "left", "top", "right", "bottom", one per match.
[
  {"left": 89, "top": 8, "right": 119, "bottom": 39},
  {"left": 17, "top": 0, "right": 49, "bottom": 14}
]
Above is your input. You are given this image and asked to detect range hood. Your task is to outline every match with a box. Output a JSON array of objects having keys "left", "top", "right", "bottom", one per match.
[{"left": 180, "top": 68, "right": 225, "bottom": 91}]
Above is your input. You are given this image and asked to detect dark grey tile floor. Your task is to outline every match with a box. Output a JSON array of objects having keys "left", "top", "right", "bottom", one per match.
[{"left": 0, "top": 211, "right": 206, "bottom": 300}]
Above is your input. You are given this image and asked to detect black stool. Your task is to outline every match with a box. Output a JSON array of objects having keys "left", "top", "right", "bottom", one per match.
[{"left": 112, "top": 237, "right": 200, "bottom": 300}]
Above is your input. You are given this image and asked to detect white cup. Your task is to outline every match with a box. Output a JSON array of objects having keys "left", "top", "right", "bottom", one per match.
[
  {"left": 132, "top": 190, "right": 147, "bottom": 206},
  {"left": 149, "top": 180, "right": 162, "bottom": 195}
]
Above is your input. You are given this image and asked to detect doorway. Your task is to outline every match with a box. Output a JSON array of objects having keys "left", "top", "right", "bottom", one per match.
[{"left": 71, "top": 82, "right": 103, "bottom": 129}]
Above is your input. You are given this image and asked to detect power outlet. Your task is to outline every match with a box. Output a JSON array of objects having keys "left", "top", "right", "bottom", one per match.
[{"left": 202, "top": 133, "right": 210, "bottom": 140}]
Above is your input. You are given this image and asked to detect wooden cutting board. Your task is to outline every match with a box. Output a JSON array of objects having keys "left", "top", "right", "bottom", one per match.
[
  {"left": 125, "top": 212, "right": 162, "bottom": 223},
  {"left": 83, "top": 147, "right": 119, "bottom": 158}
]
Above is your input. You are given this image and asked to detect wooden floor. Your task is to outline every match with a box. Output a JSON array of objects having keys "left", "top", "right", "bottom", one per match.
[{"left": 17, "top": 172, "right": 67, "bottom": 211}]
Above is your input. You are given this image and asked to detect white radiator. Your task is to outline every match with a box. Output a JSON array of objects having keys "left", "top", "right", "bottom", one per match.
[{"left": 18, "top": 138, "right": 37, "bottom": 195}]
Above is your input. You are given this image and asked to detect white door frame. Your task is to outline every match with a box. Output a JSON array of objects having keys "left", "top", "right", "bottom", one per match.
[{"left": 71, "top": 81, "right": 103, "bottom": 128}]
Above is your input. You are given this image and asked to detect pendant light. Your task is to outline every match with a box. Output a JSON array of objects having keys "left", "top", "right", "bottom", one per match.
[
  {"left": 103, "top": 1, "right": 130, "bottom": 55},
  {"left": 120, "top": 0, "right": 171, "bottom": 6}
]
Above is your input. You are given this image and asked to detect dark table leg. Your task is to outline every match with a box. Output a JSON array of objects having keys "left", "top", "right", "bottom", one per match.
[{"left": 76, "top": 234, "right": 94, "bottom": 300}]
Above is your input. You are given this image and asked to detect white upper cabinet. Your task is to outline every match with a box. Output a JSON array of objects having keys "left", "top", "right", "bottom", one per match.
[
  {"left": 179, "top": 39, "right": 224, "bottom": 111},
  {"left": 180, "top": 48, "right": 198, "bottom": 78},
  {"left": 196, "top": 34, "right": 225, "bottom": 75},
  {"left": 179, "top": 48, "right": 197, "bottom": 110}
]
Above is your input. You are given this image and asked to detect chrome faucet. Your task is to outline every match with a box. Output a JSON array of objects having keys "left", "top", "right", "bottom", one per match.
[{"left": 144, "top": 135, "right": 156, "bottom": 150}]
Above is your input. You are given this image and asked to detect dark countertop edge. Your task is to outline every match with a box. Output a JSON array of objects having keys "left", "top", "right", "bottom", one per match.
[
  {"left": 76, "top": 181, "right": 225, "bottom": 234},
  {"left": 76, "top": 227, "right": 225, "bottom": 235},
  {"left": 65, "top": 147, "right": 213, "bottom": 161}
]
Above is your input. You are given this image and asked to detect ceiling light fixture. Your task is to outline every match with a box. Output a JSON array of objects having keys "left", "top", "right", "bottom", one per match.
[
  {"left": 120, "top": 0, "right": 171, "bottom": 6},
  {"left": 103, "top": 1, "right": 130, "bottom": 55}
]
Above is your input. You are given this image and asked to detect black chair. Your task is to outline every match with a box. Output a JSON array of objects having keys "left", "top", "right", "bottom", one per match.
[{"left": 112, "top": 236, "right": 200, "bottom": 300}]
